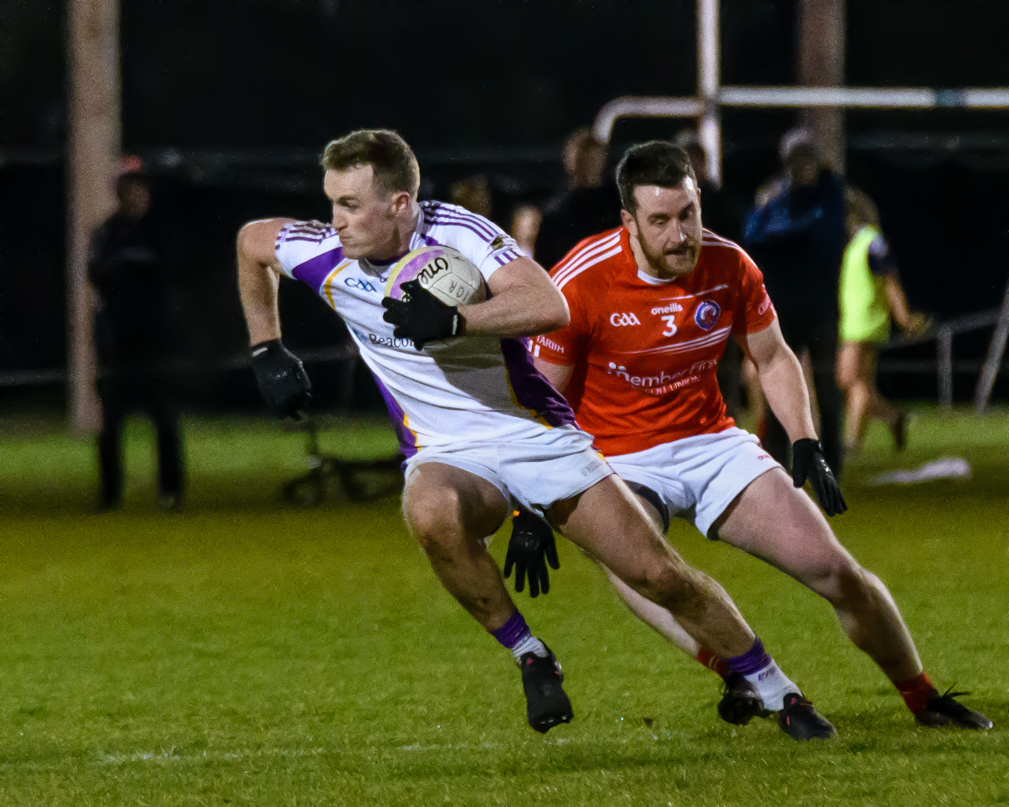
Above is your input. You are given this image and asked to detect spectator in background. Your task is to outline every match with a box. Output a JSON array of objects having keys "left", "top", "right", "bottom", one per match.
[
  {"left": 533, "top": 127, "right": 621, "bottom": 269},
  {"left": 89, "top": 156, "right": 184, "bottom": 511},
  {"left": 742, "top": 128, "right": 847, "bottom": 478},
  {"left": 449, "top": 174, "right": 493, "bottom": 219},
  {"left": 510, "top": 204, "right": 542, "bottom": 258},
  {"left": 672, "top": 129, "right": 744, "bottom": 242},
  {"left": 836, "top": 187, "right": 930, "bottom": 457}
]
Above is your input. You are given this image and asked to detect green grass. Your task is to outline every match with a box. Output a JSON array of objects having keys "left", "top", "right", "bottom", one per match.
[{"left": 0, "top": 408, "right": 1007, "bottom": 805}]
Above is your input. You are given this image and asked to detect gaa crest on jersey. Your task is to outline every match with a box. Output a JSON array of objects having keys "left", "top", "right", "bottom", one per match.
[{"left": 694, "top": 300, "right": 721, "bottom": 331}]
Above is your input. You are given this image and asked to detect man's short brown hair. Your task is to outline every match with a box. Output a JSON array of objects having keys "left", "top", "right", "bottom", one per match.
[
  {"left": 616, "top": 141, "right": 696, "bottom": 214},
  {"left": 321, "top": 129, "right": 421, "bottom": 198}
]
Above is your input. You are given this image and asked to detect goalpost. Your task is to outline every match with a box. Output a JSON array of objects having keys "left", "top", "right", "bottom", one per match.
[{"left": 592, "top": 0, "right": 1009, "bottom": 411}]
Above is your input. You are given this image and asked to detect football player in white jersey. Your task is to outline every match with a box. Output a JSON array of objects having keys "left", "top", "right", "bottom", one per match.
[{"left": 236, "top": 129, "right": 833, "bottom": 737}]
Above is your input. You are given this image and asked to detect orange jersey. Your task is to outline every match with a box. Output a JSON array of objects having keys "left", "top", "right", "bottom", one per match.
[{"left": 532, "top": 227, "right": 777, "bottom": 456}]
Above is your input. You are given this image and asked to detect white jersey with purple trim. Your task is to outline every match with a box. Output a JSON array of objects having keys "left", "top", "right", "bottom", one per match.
[{"left": 274, "top": 200, "right": 576, "bottom": 457}]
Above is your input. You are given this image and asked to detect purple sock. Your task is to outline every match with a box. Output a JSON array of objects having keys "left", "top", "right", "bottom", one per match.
[
  {"left": 490, "top": 610, "right": 529, "bottom": 650},
  {"left": 725, "top": 638, "right": 772, "bottom": 675}
]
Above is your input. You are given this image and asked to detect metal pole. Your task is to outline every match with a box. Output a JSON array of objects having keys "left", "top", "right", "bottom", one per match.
[
  {"left": 937, "top": 325, "right": 953, "bottom": 409},
  {"left": 718, "top": 86, "right": 1009, "bottom": 109},
  {"left": 697, "top": 0, "right": 722, "bottom": 185},
  {"left": 592, "top": 97, "right": 704, "bottom": 145},
  {"left": 67, "top": 0, "right": 121, "bottom": 434},
  {"left": 974, "top": 278, "right": 1009, "bottom": 412},
  {"left": 798, "top": 0, "right": 846, "bottom": 172}
]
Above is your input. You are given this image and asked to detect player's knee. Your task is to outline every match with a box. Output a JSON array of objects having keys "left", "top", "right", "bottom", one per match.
[
  {"left": 636, "top": 560, "right": 700, "bottom": 610},
  {"left": 809, "top": 554, "right": 871, "bottom": 605},
  {"left": 405, "top": 488, "right": 464, "bottom": 553}
]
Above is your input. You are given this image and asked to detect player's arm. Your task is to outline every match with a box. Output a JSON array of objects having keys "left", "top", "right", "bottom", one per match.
[
  {"left": 743, "top": 320, "right": 817, "bottom": 443},
  {"left": 867, "top": 235, "right": 930, "bottom": 336},
  {"left": 236, "top": 217, "right": 312, "bottom": 419},
  {"left": 458, "top": 256, "right": 570, "bottom": 338},
  {"left": 236, "top": 217, "right": 294, "bottom": 345},
  {"left": 743, "top": 320, "right": 846, "bottom": 514}
]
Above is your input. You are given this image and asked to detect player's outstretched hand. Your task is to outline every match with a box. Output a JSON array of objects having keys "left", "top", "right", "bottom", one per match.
[
  {"left": 250, "top": 339, "right": 312, "bottom": 420},
  {"left": 791, "top": 438, "right": 847, "bottom": 516},
  {"left": 504, "top": 506, "right": 560, "bottom": 598},
  {"left": 381, "top": 281, "right": 462, "bottom": 350}
]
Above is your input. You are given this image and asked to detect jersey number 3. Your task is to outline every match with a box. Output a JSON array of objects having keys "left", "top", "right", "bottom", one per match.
[{"left": 661, "top": 315, "right": 678, "bottom": 337}]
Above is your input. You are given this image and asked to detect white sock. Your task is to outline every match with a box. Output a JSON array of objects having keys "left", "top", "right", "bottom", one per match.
[
  {"left": 742, "top": 660, "right": 801, "bottom": 712},
  {"left": 510, "top": 633, "right": 548, "bottom": 661}
]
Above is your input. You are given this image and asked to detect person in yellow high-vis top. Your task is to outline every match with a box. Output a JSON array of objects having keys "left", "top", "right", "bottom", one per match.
[{"left": 836, "top": 189, "right": 930, "bottom": 456}]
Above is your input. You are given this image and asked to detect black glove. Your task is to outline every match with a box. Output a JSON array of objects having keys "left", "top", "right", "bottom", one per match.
[
  {"left": 381, "top": 280, "right": 462, "bottom": 350},
  {"left": 250, "top": 339, "right": 312, "bottom": 420},
  {"left": 791, "top": 438, "right": 847, "bottom": 516},
  {"left": 504, "top": 506, "right": 560, "bottom": 598}
]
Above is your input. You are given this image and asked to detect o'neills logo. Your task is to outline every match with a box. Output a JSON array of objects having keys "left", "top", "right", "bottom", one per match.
[
  {"left": 418, "top": 255, "right": 451, "bottom": 284},
  {"left": 650, "top": 302, "right": 684, "bottom": 315}
]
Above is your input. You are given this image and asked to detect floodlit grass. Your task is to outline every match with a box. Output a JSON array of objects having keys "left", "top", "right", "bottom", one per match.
[{"left": 0, "top": 408, "right": 1006, "bottom": 805}]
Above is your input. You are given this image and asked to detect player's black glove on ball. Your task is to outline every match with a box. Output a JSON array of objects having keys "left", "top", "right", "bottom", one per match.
[
  {"left": 381, "top": 280, "right": 462, "bottom": 350},
  {"left": 250, "top": 339, "right": 312, "bottom": 420},
  {"left": 504, "top": 506, "right": 560, "bottom": 598},
  {"left": 791, "top": 438, "right": 847, "bottom": 516}
]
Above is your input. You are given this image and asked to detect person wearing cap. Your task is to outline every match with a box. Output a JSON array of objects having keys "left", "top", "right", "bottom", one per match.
[
  {"left": 89, "top": 157, "right": 185, "bottom": 510},
  {"left": 742, "top": 129, "right": 848, "bottom": 478}
]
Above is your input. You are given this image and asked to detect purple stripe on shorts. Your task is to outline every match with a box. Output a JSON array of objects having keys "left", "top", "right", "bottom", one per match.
[
  {"left": 291, "top": 246, "right": 344, "bottom": 293},
  {"left": 372, "top": 375, "right": 419, "bottom": 459},
  {"left": 500, "top": 338, "right": 576, "bottom": 428}
]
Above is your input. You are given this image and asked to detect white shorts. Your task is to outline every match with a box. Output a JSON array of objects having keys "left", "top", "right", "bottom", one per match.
[
  {"left": 607, "top": 427, "right": 784, "bottom": 539},
  {"left": 404, "top": 424, "right": 613, "bottom": 516}
]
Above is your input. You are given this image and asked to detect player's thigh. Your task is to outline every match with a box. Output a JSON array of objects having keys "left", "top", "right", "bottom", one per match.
[
  {"left": 624, "top": 482, "right": 668, "bottom": 534},
  {"left": 836, "top": 342, "right": 863, "bottom": 389},
  {"left": 859, "top": 343, "right": 879, "bottom": 382},
  {"left": 713, "top": 468, "right": 857, "bottom": 588},
  {"left": 402, "top": 461, "right": 510, "bottom": 546},
  {"left": 546, "top": 475, "right": 685, "bottom": 586}
]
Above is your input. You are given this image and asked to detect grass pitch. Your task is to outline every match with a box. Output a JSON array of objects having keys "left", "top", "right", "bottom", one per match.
[{"left": 0, "top": 408, "right": 1007, "bottom": 805}]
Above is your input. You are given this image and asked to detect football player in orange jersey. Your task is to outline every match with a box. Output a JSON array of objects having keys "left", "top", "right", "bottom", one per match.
[{"left": 507, "top": 140, "right": 990, "bottom": 732}]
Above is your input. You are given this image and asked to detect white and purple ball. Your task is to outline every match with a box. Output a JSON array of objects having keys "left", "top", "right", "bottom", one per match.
[{"left": 384, "top": 246, "right": 487, "bottom": 307}]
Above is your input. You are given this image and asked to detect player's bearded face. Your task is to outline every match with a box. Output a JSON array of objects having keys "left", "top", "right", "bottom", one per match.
[
  {"left": 324, "top": 166, "right": 404, "bottom": 260},
  {"left": 624, "top": 181, "right": 703, "bottom": 279}
]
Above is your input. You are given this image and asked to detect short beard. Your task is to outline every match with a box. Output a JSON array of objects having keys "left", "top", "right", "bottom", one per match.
[{"left": 642, "top": 241, "right": 696, "bottom": 278}]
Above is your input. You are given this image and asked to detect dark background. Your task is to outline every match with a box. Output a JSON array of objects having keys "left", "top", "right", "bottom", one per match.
[{"left": 2, "top": 0, "right": 1008, "bottom": 410}]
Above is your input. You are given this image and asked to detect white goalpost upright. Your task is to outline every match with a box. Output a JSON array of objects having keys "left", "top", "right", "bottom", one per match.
[{"left": 592, "top": 0, "right": 1009, "bottom": 411}]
